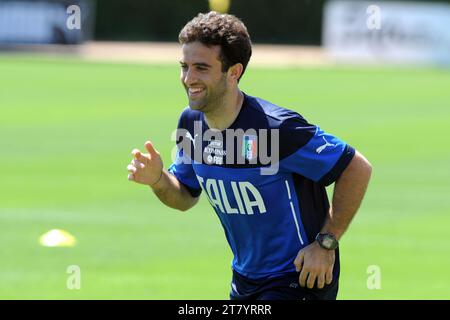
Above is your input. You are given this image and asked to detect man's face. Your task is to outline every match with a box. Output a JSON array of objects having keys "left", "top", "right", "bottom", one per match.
[{"left": 180, "top": 41, "right": 228, "bottom": 112}]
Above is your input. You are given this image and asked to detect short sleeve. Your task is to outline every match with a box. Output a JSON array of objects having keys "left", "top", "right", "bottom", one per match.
[
  {"left": 168, "top": 116, "right": 202, "bottom": 198},
  {"left": 280, "top": 117, "right": 355, "bottom": 186}
]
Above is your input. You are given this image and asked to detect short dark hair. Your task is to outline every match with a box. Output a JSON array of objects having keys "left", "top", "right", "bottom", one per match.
[{"left": 179, "top": 11, "right": 252, "bottom": 81}]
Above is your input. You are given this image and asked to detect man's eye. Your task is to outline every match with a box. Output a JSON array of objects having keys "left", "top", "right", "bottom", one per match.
[
  {"left": 181, "top": 65, "right": 188, "bottom": 70},
  {"left": 197, "top": 67, "right": 207, "bottom": 71}
]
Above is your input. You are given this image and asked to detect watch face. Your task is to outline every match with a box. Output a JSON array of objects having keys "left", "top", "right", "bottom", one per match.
[
  {"left": 317, "top": 233, "right": 338, "bottom": 250},
  {"left": 323, "top": 237, "right": 334, "bottom": 248}
]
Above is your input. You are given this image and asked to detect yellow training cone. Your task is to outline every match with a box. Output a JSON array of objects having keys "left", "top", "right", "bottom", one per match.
[{"left": 39, "top": 229, "right": 77, "bottom": 247}]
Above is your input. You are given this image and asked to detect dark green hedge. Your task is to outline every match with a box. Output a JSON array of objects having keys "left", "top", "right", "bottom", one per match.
[{"left": 94, "top": 0, "right": 450, "bottom": 44}]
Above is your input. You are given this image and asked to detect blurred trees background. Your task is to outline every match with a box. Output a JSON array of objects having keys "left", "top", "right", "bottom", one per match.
[{"left": 94, "top": 0, "right": 450, "bottom": 44}]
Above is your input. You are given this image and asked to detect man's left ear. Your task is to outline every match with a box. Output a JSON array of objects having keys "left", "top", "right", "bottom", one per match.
[{"left": 228, "top": 63, "right": 244, "bottom": 82}]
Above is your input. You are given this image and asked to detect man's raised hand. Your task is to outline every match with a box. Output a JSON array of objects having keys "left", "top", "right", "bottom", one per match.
[{"left": 127, "top": 141, "right": 163, "bottom": 186}]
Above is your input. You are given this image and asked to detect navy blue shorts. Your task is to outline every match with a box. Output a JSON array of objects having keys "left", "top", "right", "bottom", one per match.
[{"left": 229, "top": 269, "right": 339, "bottom": 300}]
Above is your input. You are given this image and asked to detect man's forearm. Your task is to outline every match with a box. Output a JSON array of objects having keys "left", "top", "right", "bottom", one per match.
[
  {"left": 151, "top": 169, "right": 199, "bottom": 211},
  {"left": 321, "top": 151, "right": 372, "bottom": 240}
]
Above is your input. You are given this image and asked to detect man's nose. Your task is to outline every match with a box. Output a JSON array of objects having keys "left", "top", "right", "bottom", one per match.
[{"left": 183, "top": 69, "right": 197, "bottom": 86}]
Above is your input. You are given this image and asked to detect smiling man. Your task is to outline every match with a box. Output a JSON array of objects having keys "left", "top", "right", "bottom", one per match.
[{"left": 127, "top": 11, "right": 372, "bottom": 300}]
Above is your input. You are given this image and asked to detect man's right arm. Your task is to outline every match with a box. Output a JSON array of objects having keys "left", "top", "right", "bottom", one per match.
[
  {"left": 150, "top": 168, "right": 199, "bottom": 211},
  {"left": 127, "top": 141, "right": 199, "bottom": 212}
]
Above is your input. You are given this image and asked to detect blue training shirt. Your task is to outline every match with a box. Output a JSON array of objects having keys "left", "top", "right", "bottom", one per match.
[{"left": 168, "top": 93, "right": 355, "bottom": 280}]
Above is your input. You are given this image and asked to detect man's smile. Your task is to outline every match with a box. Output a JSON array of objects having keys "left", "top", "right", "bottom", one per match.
[{"left": 188, "top": 87, "right": 206, "bottom": 98}]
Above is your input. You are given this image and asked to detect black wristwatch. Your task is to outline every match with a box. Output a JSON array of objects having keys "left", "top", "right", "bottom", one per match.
[{"left": 315, "top": 233, "right": 339, "bottom": 250}]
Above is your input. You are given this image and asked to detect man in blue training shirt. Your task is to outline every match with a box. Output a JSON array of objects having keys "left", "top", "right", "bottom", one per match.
[{"left": 127, "top": 12, "right": 372, "bottom": 300}]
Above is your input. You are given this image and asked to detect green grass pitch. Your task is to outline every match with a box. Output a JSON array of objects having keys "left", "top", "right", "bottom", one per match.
[{"left": 1, "top": 55, "right": 449, "bottom": 299}]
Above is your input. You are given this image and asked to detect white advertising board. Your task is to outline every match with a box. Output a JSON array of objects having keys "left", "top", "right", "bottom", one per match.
[{"left": 323, "top": 0, "right": 450, "bottom": 65}]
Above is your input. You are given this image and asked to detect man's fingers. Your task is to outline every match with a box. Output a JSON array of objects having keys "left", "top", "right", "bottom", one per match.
[
  {"left": 294, "top": 251, "right": 305, "bottom": 272},
  {"left": 132, "top": 149, "right": 143, "bottom": 160},
  {"left": 145, "top": 141, "right": 158, "bottom": 158},
  {"left": 128, "top": 173, "right": 135, "bottom": 181},
  {"left": 132, "top": 159, "right": 145, "bottom": 169},
  {"left": 317, "top": 273, "right": 325, "bottom": 289},
  {"left": 306, "top": 272, "right": 317, "bottom": 289},
  {"left": 127, "top": 165, "right": 137, "bottom": 173},
  {"left": 299, "top": 269, "right": 309, "bottom": 287},
  {"left": 325, "top": 269, "right": 333, "bottom": 285}
]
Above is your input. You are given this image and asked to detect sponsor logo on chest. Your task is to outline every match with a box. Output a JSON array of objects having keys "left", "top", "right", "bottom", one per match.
[{"left": 203, "top": 140, "right": 227, "bottom": 165}]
